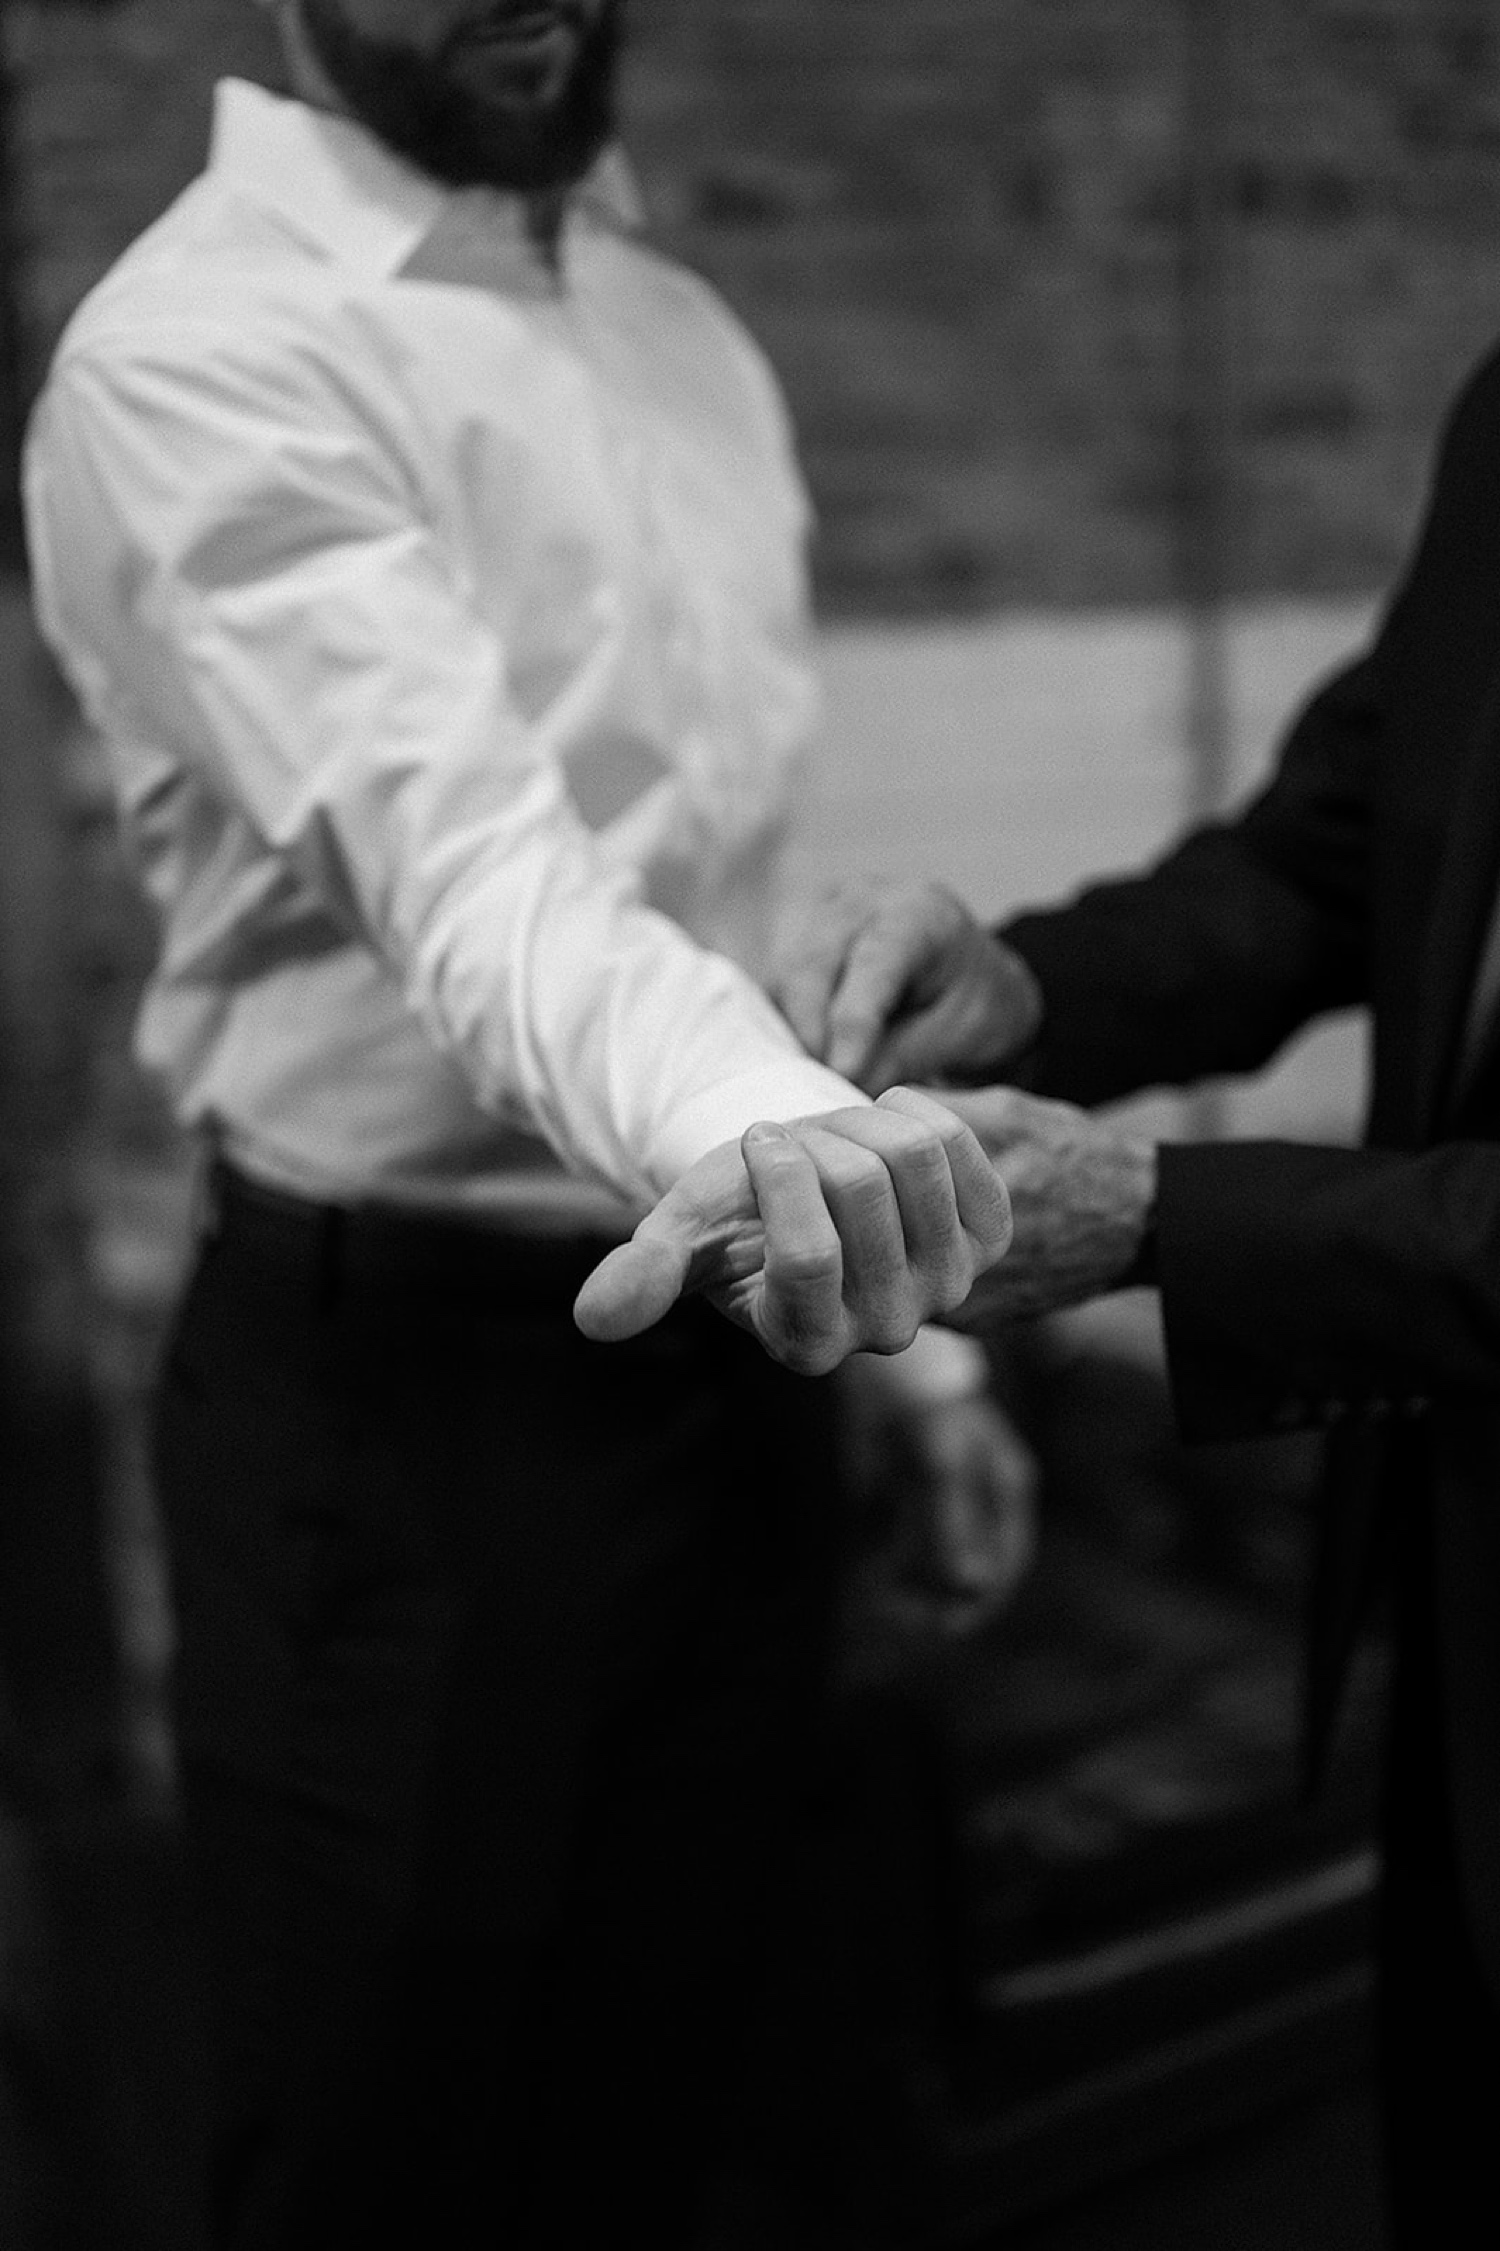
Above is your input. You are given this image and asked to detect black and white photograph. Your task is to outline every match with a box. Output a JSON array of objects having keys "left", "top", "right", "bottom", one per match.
[{"left": 2, "top": 5, "right": 1497, "bottom": 2246}]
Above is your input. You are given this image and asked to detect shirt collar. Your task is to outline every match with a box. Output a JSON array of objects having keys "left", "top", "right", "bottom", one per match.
[{"left": 207, "top": 77, "right": 645, "bottom": 281}]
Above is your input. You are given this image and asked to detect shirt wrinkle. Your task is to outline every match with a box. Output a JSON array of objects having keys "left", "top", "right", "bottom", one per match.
[{"left": 24, "top": 75, "right": 865, "bottom": 1220}]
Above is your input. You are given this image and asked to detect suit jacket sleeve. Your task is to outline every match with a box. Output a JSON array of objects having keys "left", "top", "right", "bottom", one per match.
[
  {"left": 999, "top": 633, "right": 1391, "bottom": 1108},
  {"left": 993, "top": 567, "right": 1500, "bottom": 1438},
  {"left": 999, "top": 631, "right": 1500, "bottom": 1444},
  {"left": 991, "top": 449, "right": 1462, "bottom": 1445},
  {"left": 1152, "top": 1136, "right": 1500, "bottom": 1440},
  {"left": 985, "top": 352, "right": 1500, "bottom": 1443}
]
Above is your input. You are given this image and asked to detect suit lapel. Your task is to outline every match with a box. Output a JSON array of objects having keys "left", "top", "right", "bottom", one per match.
[{"left": 1411, "top": 662, "right": 1500, "bottom": 1133}]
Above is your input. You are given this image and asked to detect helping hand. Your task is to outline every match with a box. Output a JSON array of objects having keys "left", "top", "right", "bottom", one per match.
[
  {"left": 572, "top": 1087, "right": 1014, "bottom": 1376},
  {"left": 772, "top": 878, "right": 1044, "bottom": 1092},
  {"left": 936, "top": 1085, "right": 1157, "bottom": 1324}
]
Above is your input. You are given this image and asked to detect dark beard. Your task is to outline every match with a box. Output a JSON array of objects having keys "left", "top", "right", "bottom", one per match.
[{"left": 298, "top": 1, "right": 624, "bottom": 194}]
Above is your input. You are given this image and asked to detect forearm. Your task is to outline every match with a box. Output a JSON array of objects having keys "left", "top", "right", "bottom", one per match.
[
  {"left": 414, "top": 822, "right": 867, "bottom": 1198},
  {"left": 31, "top": 348, "right": 864, "bottom": 1206}
]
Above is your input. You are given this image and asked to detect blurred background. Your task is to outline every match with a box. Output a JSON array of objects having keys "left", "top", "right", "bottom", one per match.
[{"left": 4, "top": 2, "right": 1497, "bottom": 2244}]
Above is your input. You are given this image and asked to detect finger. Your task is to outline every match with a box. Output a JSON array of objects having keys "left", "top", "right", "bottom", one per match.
[
  {"left": 863, "top": 1012, "right": 964, "bottom": 1096},
  {"left": 825, "top": 904, "right": 932, "bottom": 1082},
  {"left": 806, "top": 1102, "right": 969, "bottom": 1303},
  {"left": 792, "top": 1123, "right": 920, "bottom": 1355},
  {"left": 865, "top": 975, "right": 1016, "bottom": 1092},
  {"left": 877, "top": 1086, "right": 1013, "bottom": 1267},
  {"left": 771, "top": 897, "right": 867, "bottom": 1060},
  {"left": 573, "top": 1139, "right": 760, "bottom": 1342},
  {"left": 741, "top": 1120, "right": 848, "bottom": 1371}
]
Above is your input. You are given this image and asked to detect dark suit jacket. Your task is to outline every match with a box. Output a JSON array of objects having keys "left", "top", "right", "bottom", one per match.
[{"left": 999, "top": 342, "right": 1500, "bottom": 1999}]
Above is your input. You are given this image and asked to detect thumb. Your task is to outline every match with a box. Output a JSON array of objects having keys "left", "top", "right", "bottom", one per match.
[
  {"left": 825, "top": 922, "right": 930, "bottom": 1082},
  {"left": 572, "top": 1135, "right": 763, "bottom": 1343},
  {"left": 573, "top": 1230, "right": 693, "bottom": 1342},
  {"left": 864, "top": 1007, "right": 976, "bottom": 1095}
]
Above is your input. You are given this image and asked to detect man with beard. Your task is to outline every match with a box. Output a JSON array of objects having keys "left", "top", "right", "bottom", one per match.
[{"left": 22, "top": 5, "right": 1016, "bottom": 2245}]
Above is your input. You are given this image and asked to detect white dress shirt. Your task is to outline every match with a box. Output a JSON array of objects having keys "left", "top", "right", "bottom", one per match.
[{"left": 24, "top": 77, "right": 865, "bottom": 1228}]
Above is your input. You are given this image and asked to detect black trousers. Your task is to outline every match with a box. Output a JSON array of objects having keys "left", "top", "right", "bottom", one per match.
[
  {"left": 152, "top": 1167, "right": 841, "bottom": 2250},
  {"left": 1377, "top": 1513, "right": 1500, "bottom": 2249}
]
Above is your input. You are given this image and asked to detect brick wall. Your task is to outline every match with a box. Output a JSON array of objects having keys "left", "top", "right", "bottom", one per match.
[{"left": 6, "top": 0, "right": 1500, "bottom": 612}]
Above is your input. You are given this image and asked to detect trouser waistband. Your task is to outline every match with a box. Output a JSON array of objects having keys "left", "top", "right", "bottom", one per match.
[{"left": 199, "top": 1157, "right": 630, "bottom": 1314}]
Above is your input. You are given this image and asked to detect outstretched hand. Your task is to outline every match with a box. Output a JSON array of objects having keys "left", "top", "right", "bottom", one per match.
[{"left": 573, "top": 1087, "right": 1013, "bottom": 1376}]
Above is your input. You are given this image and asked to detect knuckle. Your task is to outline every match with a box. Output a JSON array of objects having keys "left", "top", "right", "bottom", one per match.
[
  {"left": 885, "top": 1088, "right": 963, "bottom": 1148},
  {"left": 899, "top": 1128, "right": 951, "bottom": 1181},
  {"left": 832, "top": 1147, "right": 892, "bottom": 1204},
  {"left": 966, "top": 1220, "right": 1010, "bottom": 1273},
  {"left": 787, "top": 1339, "right": 844, "bottom": 1379},
  {"left": 862, "top": 1104, "right": 925, "bottom": 1148},
  {"left": 924, "top": 1246, "right": 976, "bottom": 1312},
  {"left": 934, "top": 1110, "right": 981, "bottom": 1156},
  {"left": 750, "top": 1141, "right": 820, "bottom": 1196},
  {"left": 863, "top": 1307, "right": 923, "bottom": 1357},
  {"left": 768, "top": 1299, "right": 848, "bottom": 1377},
  {"left": 770, "top": 1242, "right": 842, "bottom": 1289},
  {"left": 976, "top": 1190, "right": 1015, "bottom": 1257}
]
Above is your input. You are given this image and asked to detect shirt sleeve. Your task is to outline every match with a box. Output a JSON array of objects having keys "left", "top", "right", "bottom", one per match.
[{"left": 25, "top": 311, "right": 865, "bottom": 1204}]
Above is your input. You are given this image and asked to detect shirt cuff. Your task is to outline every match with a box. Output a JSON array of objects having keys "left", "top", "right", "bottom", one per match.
[{"left": 643, "top": 1055, "right": 873, "bottom": 1189}]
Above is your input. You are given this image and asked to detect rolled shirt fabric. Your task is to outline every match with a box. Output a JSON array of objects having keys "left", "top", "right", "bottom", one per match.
[{"left": 25, "top": 77, "right": 866, "bottom": 1226}]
